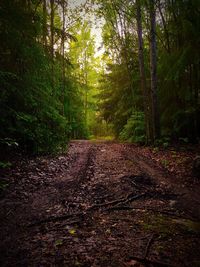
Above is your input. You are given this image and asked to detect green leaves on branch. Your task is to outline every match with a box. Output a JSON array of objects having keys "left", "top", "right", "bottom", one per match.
[{"left": 119, "top": 112, "right": 145, "bottom": 144}]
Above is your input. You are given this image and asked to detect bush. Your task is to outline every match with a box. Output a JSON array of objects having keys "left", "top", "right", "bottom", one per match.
[{"left": 119, "top": 111, "right": 145, "bottom": 144}]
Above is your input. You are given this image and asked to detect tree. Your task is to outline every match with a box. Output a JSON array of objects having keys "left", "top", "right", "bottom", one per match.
[
  {"left": 0, "top": 0, "right": 89, "bottom": 154},
  {"left": 69, "top": 20, "right": 98, "bottom": 133},
  {"left": 50, "top": 0, "right": 55, "bottom": 92},
  {"left": 136, "top": 0, "right": 152, "bottom": 143},
  {"left": 42, "top": 0, "right": 48, "bottom": 48},
  {"left": 149, "top": 0, "right": 160, "bottom": 141}
]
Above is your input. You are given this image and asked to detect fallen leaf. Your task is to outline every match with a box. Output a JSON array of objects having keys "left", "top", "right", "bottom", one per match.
[
  {"left": 55, "top": 239, "right": 63, "bottom": 246},
  {"left": 69, "top": 229, "right": 76, "bottom": 235}
]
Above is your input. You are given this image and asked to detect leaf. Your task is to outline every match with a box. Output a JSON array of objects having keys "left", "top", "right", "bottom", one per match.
[
  {"left": 68, "top": 229, "right": 76, "bottom": 235},
  {"left": 55, "top": 239, "right": 63, "bottom": 246},
  {"left": 0, "top": 161, "right": 12, "bottom": 169}
]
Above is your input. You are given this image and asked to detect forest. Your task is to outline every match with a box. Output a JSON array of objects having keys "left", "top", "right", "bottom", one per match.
[
  {"left": 0, "top": 0, "right": 199, "bottom": 156},
  {"left": 1, "top": 1, "right": 200, "bottom": 266}
]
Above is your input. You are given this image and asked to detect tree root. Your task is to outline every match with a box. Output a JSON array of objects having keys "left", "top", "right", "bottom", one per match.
[
  {"left": 29, "top": 193, "right": 146, "bottom": 227},
  {"left": 105, "top": 205, "right": 186, "bottom": 219},
  {"left": 88, "top": 192, "right": 146, "bottom": 210}
]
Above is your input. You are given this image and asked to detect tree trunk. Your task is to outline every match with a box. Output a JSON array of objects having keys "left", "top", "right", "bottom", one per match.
[
  {"left": 136, "top": 0, "right": 153, "bottom": 143},
  {"left": 61, "top": 0, "right": 66, "bottom": 116},
  {"left": 50, "top": 0, "right": 54, "bottom": 92},
  {"left": 157, "top": 0, "right": 170, "bottom": 53},
  {"left": 84, "top": 49, "right": 88, "bottom": 127},
  {"left": 149, "top": 0, "right": 160, "bottom": 141},
  {"left": 43, "top": 0, "right": 47, "bottom": 49},
  {"left": 193, "top": 63, "right": 199, "bottom": 141}
]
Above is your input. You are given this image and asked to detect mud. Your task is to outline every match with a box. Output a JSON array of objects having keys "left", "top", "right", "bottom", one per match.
[{"left": 0, "top": 141, "right": 200, "bottom": 266}]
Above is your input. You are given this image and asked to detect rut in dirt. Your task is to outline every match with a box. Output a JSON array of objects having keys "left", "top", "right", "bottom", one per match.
[{"left": 0, "top": 140, "right": 200, "bottom": 267}]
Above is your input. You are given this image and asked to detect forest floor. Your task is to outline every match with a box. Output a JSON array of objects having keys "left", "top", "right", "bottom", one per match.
[{"left": 0, "top": 140, "right": 200, "bottom": 267}]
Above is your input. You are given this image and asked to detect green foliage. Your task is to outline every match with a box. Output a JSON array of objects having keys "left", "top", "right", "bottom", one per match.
[
  {"left": 154, "top": 137, "right": 170, "bottom": 149},
  {"left": 98, "top": 62, "right": 136, "bottom": 138},
  {"left": 0, "top": 0, "right": 200, "bottom": 152},
  {"left": 119, "top": 112, "right": 145, "bottom": 144},
  {"left": 97, "top": 0, "right": 200, "bottom": 144},
  {"left": 0, "top": 138, "right": 18, "bottom": 148},
  {"left": 69, "top": 20, "right": 99, "bottom": 136},
  {"left": 0, "top": 0, "right": 88, "bottom": 155},
  {"left": 0, "top": 161, "right": 12, "bottom": 169}
]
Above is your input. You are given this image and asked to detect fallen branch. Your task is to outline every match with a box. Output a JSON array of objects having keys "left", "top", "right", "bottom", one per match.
[{"left": 129, "top": 256, "right": 175, "bottom": 267}]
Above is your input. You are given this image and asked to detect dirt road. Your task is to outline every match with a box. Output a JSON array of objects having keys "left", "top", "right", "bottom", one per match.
[{"left": 0, "top": 141, "right": 200, "bottom": 266}]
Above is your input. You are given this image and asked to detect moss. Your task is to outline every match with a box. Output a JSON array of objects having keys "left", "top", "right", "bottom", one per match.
[{"left": 139, "top": 213, "right": 200, "bottom": 237}]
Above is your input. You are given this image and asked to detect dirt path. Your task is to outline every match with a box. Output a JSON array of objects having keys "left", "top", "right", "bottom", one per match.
[{"left": 0, "top": 141, "right": 200, "bottom": 267}]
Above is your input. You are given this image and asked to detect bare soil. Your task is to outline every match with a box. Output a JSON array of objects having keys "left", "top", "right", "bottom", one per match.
[{"left": 0, "top": 140, "right": 200, "bottom": 267}]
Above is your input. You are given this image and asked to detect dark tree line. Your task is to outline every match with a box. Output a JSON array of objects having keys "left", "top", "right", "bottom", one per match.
[{"left": 0, "top": 0, "right": 88, "bottom": 155}]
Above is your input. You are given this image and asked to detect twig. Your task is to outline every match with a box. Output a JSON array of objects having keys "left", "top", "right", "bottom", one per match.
[
  {"left": 87, "top": 197, "right": 126, "bottom": 210},
  {"left": 144, "top": 234, "right": 155, "bottom": 259},
  {"left": 121, "top": 193, "right": 146, "bottom": 204}
]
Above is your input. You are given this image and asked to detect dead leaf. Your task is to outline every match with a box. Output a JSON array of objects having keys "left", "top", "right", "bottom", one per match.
[
  {"left": 68, "top": 229, "right": 76, "bottom": 235},
  {"left": 55, "top": 239, "right": 63, "bottom": 246}
]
